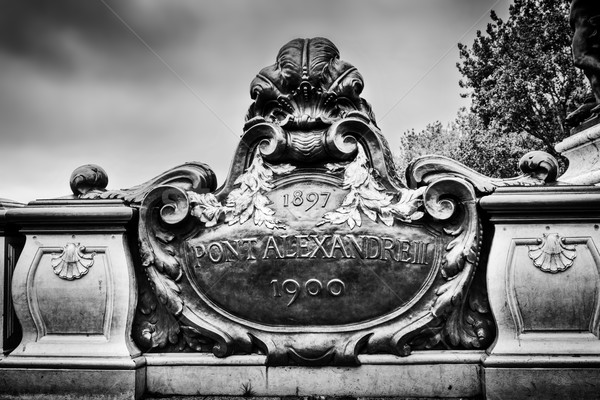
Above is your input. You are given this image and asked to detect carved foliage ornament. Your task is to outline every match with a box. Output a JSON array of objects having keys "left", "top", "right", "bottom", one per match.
[{"left": 80, "top": 37, "right": 570, "bottom": 365}]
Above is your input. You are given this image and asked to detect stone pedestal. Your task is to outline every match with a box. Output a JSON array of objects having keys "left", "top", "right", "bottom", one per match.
[
  {"left": 556, "top": 121, "right": 600, "bottom": 185},
  {"left": 480, "top": 186, "right": 600, "bottom": 400},
  {"left": 144, "top": 352, "right": 483, "bottom": 398},
  {"left": 0, "top": 199, "right": 145, "bottom": 400}
]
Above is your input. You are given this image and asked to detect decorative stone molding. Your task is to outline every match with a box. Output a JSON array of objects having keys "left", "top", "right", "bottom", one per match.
[
  {"left": 76, "top": 162, "right": 217, "bottom": 207},
  {"left": 407, "top": 150, "right": 559, "bottom": 195},
  {"left": 556, "top": 122, "right": 600, "bottom": 185}
]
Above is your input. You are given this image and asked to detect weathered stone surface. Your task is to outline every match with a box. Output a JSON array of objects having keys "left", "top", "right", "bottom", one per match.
[
  {"left": 4, "top": 35, "right": 600, "bottom": 399},
  {"left": 0, "top": 366, "right": 145, "bottom": 400},
  {"left": 145, "top": 353, "right": 483, "bottom": 398},
  {"left": 556, "top": 122, "right": 600, "bottom": 185},
  {"left": 485, "top": 367, "right": 600, "bottom": 400},
  {"left": 0, "top": 199, "right": 145, "bottom": 399},
  {"left": 131, "top": 38, "right": 494, "bottom": 366},
  {"left": 481, "top": 186, "right": 600, "bottom": 399}
]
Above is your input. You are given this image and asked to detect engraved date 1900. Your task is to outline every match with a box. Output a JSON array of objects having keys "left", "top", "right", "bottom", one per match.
[{"left": 270, "top": 278, "right": 345, "bottom": 307}]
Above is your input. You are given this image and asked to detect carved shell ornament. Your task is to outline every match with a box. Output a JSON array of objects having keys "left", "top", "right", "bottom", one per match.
[
  {"left": 51, "top": 243, "right": 96, "bottom": 280},
  {"left": 528, "top": 233, "right": 576, "bottom": 273},
  {"left": 245, "top": 37, "right": 377, "bottom": 164}
]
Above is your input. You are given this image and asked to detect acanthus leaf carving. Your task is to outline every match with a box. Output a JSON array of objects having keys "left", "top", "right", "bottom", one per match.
[
  {"left": 395, "top": 175, "right": 491, "bottom": 354},
  {"left": 136, "top": 186, "right": 189, "bottom": 349},
  {"left": 442, "top": 270, "right": 494, "bottom": 349},
  {"left": 425, "top": 177, "right": 480, "bottom": 318},
  {"left": 135, "top": 285, "right": 181, "bottom": 350}
]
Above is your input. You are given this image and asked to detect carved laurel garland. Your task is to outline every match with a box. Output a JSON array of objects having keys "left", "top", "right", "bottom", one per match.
[
  {"left": 319, "top": 145, "right": 424, "bottom": 229},
  {"left": 188, "top": 153, "right": 295, "bottom": 229}
]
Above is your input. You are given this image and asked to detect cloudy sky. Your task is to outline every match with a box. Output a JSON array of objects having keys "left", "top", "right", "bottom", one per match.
[{"left": 0, "top": 0, "right": 511, "bottom": 203}]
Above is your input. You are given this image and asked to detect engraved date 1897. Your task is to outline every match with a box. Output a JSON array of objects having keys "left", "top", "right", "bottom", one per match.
[
  {"left": 270, "top": 278, "right": 345, "bottom": 307},
  {"left": 283, "top": 190, "right": 331, "bottom": 211}
]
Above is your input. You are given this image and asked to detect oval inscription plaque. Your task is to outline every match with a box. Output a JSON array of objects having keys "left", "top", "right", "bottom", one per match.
[{"left": 186, "top": 177, "right": 442, "bottom": 326}]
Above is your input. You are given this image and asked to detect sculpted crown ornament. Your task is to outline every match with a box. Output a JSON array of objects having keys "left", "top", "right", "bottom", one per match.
[
  {"left": 245, "top": 37, "right": 376, "bottom": 164},
  {"left": 73, "top": 37, "right": 560, "bottom": 366}
]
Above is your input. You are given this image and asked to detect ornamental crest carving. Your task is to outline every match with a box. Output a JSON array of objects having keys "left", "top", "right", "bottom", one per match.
[{"left": 130, "top": 37, "right": 505, "bottom": 366}]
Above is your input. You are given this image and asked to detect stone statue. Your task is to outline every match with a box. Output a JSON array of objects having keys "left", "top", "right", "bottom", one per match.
[{"left": 566, "top": 0, "right": 600, "bottom": 126}]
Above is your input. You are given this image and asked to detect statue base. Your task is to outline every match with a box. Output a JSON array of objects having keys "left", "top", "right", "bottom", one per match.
[
  {"left": 556, "top": 119, "right": 600, "bottom": 184},
  {"left": 481, "top": 186, "right": 600, "bottom": 400}
]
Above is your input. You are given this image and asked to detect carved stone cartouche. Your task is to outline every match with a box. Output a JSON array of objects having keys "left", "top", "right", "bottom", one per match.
[
  {"left": 73, "top": 37, "right": 562, "bottom": 366},
  {"left": 126, "top": 37, "right": 503, "bottom": 366}
]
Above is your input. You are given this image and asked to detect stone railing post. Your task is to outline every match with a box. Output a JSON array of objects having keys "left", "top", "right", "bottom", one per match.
[
  {"left": 0, "top": 198, "right": 24, "bottom": 355},
  {"left": 0, "top": 198, "right": 145, "bottom": 400},
  {"left": 481, "top": 186, "right": 600, "bottom": 399}
]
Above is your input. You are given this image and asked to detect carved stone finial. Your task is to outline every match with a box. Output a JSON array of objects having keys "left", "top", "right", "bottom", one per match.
[
  {"left": 247, "top": 37, "right": 375, "bottom": 128},
  {"left": 70, "top": 164, "right": 109, "bottom": 196},
  {"left": 518, "top": 151, "right": 559, "bottom": 183},
  {"left": 244, "top": 37, "right": 380, "bottom": 165}
]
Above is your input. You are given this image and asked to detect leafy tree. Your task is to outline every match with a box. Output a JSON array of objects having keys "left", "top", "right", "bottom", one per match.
[
  {"left": 456, "top": 0, "right": 588, "bottom": 160},
  {"left": 397, "top": 110, "right": 537, "bottom": 179}
]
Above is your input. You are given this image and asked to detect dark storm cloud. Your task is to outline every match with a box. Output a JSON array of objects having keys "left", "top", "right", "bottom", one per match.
[
  {"left": 0, "top": 0, "right": 512, "bottom": 203},
  {"left": 0, "top": 0, "right": 203, "bottom": 67}
]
